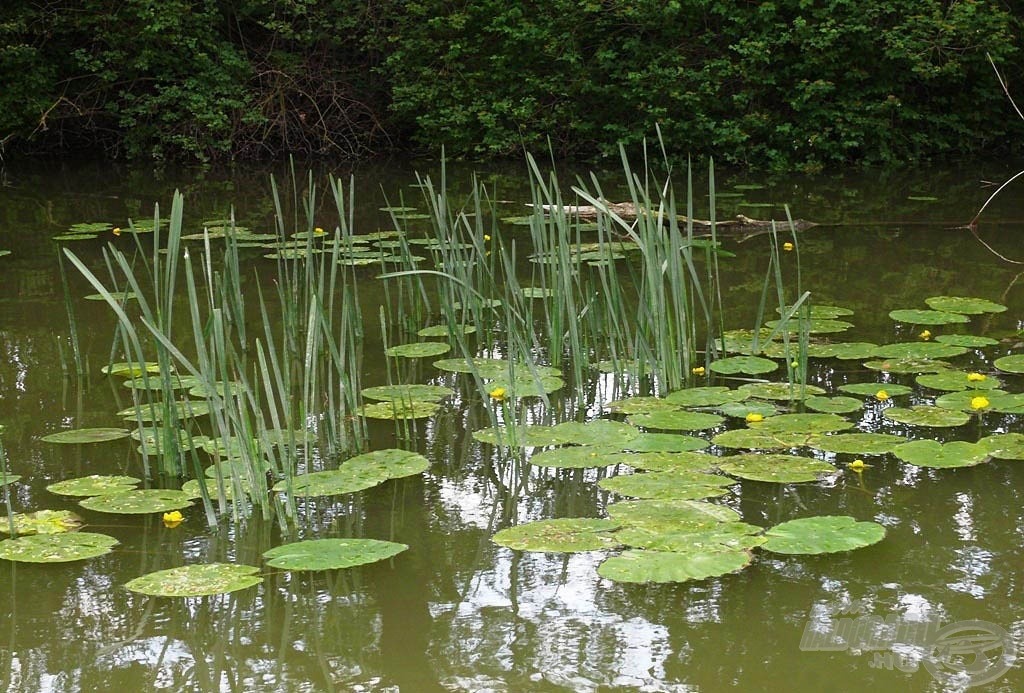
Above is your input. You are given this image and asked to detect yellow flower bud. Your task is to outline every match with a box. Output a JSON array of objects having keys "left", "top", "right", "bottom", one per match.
[
  {"left": 692, "top": 366, "right": 706, "bottom": 375},
  {"left": 112, "top": 227, "right": 121, "bottom": 236},
  {"left": 848, "top": 459, "right": 867, "bottom": 472},
  {"left": 782, "top": 242, "right": 794, "bottom": 251},
  {"left": 970, "top": 396, "right": 990, "bottom": 410},
  {"left": 162, "top": 511, "right": 184, "bottom": 528},
  {"left": 918, "top": 329, "right": 931, "bottom": 340},
  {"left": 483, "top": 234, "right": 491, "bottom": 242},
  {"left": 489, "top": 387, "right": 507, "bottom": 402},
  {"left": 745, "top": 412, "right": 764, "bottom": 423},
  {"left": 790, "top": 360, "right": 799, "bottom": 369},
  {"left": 966, "top": 372, "right": 986, "bottom": 382},
  {"left": 875, "top": 390, "right": 889, "bottom": 401}
]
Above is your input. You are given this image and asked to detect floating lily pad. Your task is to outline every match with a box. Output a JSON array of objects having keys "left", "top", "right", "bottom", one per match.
[
  {"left": 0, "top": 510, "right": 84, "bottom": 535},
  {"left": 776, "top": 305, "right": 854, "bottom": 319},
  {"left": 481, "top": 374, "right": 565, "bottom": 396},
  {"left": 762, "top": 516, "right": 885, "bottom": 554},
  {"left": 751, "top": 413, "right": 854, "bottom": 434},
  {"left": 934, "top": 334, "right": 999, "bottom": 348},
  {"left": 718, "top": 401, "right": 780, "bottom": 419},
  {"left": 736, "top": 382, "right": 825, "bottom": 400},
  {"left": 717, "top": 454, "right": 837, "bottom": 483},
  {"left": 79, "top": 489, "right": 194, "bottom": 514},
  {"left": 122, "top": 374, "right": 198, "bottom": 391},
  {"left": 863, "top": 358, "right": 950, "bottom": 374},
  {"left": 664, "top": 387, "right": 749, "bottom": 407},
  {"left": 883, "top": 405, "right": 970, "bottom": 427},
  {"left": 764, "top": 318, "right": 854, "bottom": 334},
  {"left": 263, "top": 538, "right": 408, "bottom": 570},
  {"left": 607, "top": 499, "right": 740, "bottom": 531},
  {"left": 597, "top": 548, "right": 752, "bottom": 583},
  {"left": 0, "top": 532, "right": 118, "bottom": 563},
  {"left": 102, "top": 362, "right": 162, "bottom": 377},
  {"left": 472, "top": 425, "right": 563, "bottom": 447},
  {"left": 803, "top": 396, "right": 863, "bottom": 414},
  {"left": 615, "top": 521, "right": 766, "bottom": 553},
  {"left": 925, "top": 296, "right": 1007, "bottom": 315},
  {"left": 599, "top": 471, "right": 734, "bottom": 499},
  {"left": 41, "top": 427, "right": 131, "bottom": 444},
  {"left": 916, "top": 370, "right": 1002, "bottom": 392},
  {"left": 711, "top": 428, "right": 817, "bottom": 450},
  {"left": 492, "top": 518, "right": 621, "bottom": 552},
  {"left": 618, "top": 433, "right": 709, "bottom": 453},
  {"left": 808, "top": 432, "right": 906, "bottom": 455},
  {"left": 181, "top": 477, "right": 251, "bottom": 501},
  {"left": 187, "top": 380, "right": 242, "bottom": 398},
  {"left": 385, "top": 342, "right": 451, "bottom": 358},
  {"left": 825, "top": 342, "right": 883, "bottom": 360},
  {"left": 417, "top": 325, "right": 476, "bottom": 337},
  {"left": 357, "top": 400, "right": 440, "bottom": 420},
  {"left": 84, "top": 291, "right": 136, "bottom": 302},
  {"left": 200, "top": 435, "right": 258, "bottom": 458},
  {"left": 529, "top": 445, "right": 621, "bottom": 468},
  {"left": 53, "top": 233, "right": 98, "bottom": 241},
  {"left": 552, "top": 420, "right": 640, "bottom": 446},
  {"left": 888, "top": 309, "right": 970, "bottom": 325},
  {"left": 893, "top": 440, "right": 991, "bottom": 468},
  {"left": 709, "top": 356, "right": 778, "bottom": 375},
  {"left": 117, "top": 400, "right": 213, "bottom": 422},
  {"left": 360, "top": 384, "right": 454, "bottom": 402},
  {"left": 47, "top": 475, "right": 141, "bottom": 497},
  {"left": 994, "top": 354, "right": 1024, "bottom": 374},
  {"left": 70, "top": 222, "right": 112, "bottom": 233},
  {"left": 432, "top": 357, "right": 561, "bottom": 380},
  {"left": 606, "top": 396, "right": 682, "bottom": 414},
  {"left": 125, "top": 563, "right": 262, "bottom": 597},
  {"left": 627, "top": 410, "right": 724, "bottom": 431},
  {"left": 979, "top": 433, "right": 1024, "bottom": 460},
  {"left": 872, "top": 342, "right": 968, "bottom": 359},
  {"left": 597, "top": 451, "right": 713, "bottom": 473},
  {"left": 837, "top": 382, "right": 914, "bottom": 397},
  {"left": 273, "top": 449, "right": 429, "bottom": 497},
  {"left": 933, "top": 389, "right": 1009, "bottom": 411}
]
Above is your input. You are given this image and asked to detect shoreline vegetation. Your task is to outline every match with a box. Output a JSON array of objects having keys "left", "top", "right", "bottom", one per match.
[{"left": 0, "top": 1, "right": 1021, "bottom": 170}]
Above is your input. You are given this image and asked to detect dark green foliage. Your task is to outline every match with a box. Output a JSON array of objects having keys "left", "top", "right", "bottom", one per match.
[{"left": 0, "top": 0, "right": 1020, "bottom": 167}]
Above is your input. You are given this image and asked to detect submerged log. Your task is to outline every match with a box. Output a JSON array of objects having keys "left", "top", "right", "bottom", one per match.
[{"left": 528, "top": 202, "right": 817, "bottom": 233}]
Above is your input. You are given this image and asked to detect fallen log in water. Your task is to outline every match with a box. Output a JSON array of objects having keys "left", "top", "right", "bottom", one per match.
[{"left": 527, "top": 202, "right": 817, "bottom": 233}]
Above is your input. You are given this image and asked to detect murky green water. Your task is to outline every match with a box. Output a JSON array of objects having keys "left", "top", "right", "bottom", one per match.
[{"left": 0, "top": 159, "right": 1022, "bottom": 691}]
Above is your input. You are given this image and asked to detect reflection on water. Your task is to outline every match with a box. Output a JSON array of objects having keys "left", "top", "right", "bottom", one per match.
[{"left": 0, "top": 159, "right": 1023, "bottom": 691}]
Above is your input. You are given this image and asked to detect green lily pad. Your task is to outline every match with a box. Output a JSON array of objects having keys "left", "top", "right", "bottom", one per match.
[
  {"left": 84, "top": 291, "right": 136, "bottom": 302},
  {"left": 41, "top": 427, "right": 131, "bottom": 444},
  {"left": 597, "top": 548, "right": 752, "bottom": 583},
  {"left": 606, "top": 396, "right": 682, "bottom": 414},
  {"left": 819, "top": 342, "right": 881, "bottom": 360},
  {"left": 0, "top": 532, "right": 118, "bottom": 563},
  {"left": 417, "top": 325, "right": 476, "bottom": 337},
  {"left": 122, "top": 375, "right": 198, "bottom": 391},
  {"left": 472, "top": 425, "right": 563, "bottom": 447},
  {"left": 205, "top": 457, "right": 272, "bottom": 479},
  {"left": 925, "top": 296, "right": 1007, "bottom": 315},
  {"left": 863, "top": 358, "right": 950, "bottom": 374},
  {"left": 385, "top": 342, "right": 451, "bottom": 358},
  {"left": 837, "top": 382, "right": 914, "bottom": 397},
  {"left": 615, "top": 521, "right": 766, "bottom": 553},
  {"left": 776, "top": 305, "right": 854, "bottom": 319},
  {"left": 0, "top": 510, "right": 84, "bottom": 535},
  {"left": 764, "top": 318, "right": 855, "bottom": 334},
  {"left": 888, "top": 309, "right": 970, "bottom": 325},
  {"left": 750, "top": 413, "right": 854, "bottom": 434},
  {"left": 736, "top": 382, "right": 825, "bottom": 400},
  {"left": 979, "top": 433, "right": 1024, "bottom": 460},
  {"left": 664, "top": 387, "right": 749, "bottom": 407},
  {"left": 101, "top": 362, "right": 162, "bottom": 377},
  {"left": 917, "top": 371, "right": 1002, "bottom": 392},
  {"left": 53, "top": 233, "right": 98, "bottom": 241},
  {"left": 199, "top": 435, "right": 258, "bottom": 458},
  {"left": 718, "top": 401, "right": 780, "bottom": 418},
  {"left": 871, "top": 342, "right": 968, "bottom": 359},
  {"left": 79, "top": 489, "right": 194, "bottom": 514},
  {"left": 709, "top": 356, "right": 778, "bottom": 375},
  {"left": 882, "top": 406, "right": 970, "bottom": 427},
  {"left": 803, "top": 396, "right": 863, "bottom": 414},
  {"left": 181, "top": 477, "right": 251, "bottom": 501},
  {"left": 117, "top": 400, "right": 213, "bottom": 422},
  {"left": 360, "top": 384, "right": 455, "bottom": 402},
  {"left": 599, "top": 471, "right": 734, "bottom": 499},
  {"left": 711, "top": 429, "right": 817, "bottom": 450},
  {"left": 273, "top": 449, "right": 429, "bottom": 497},
  {"left": 892, "top": 440, "right": 991, "bottom": 468},
  {"left": 808, "top": 433, "right": 907, "bottom": 455},
  {"left": 492, "top": 518, "right": 622, "bottom": 552},
  {"left": 70, "top": 222, "right": 112, "bottom": 233},
  {"left": 187, "top": 380, "right": 242, "bottom": 398},
  {"left": 627, "top": 410, "right": 724, "bottom": 431},
  {"left": 552, "top": 420, "right": 640, "bottom": 446},
  {"left": 934, "top": 334, "right": 999, "bottom": 348},
  {"left": 529, "top": 445, "right": 621, "bottom": 468},
  {"left": 482, "top": 374, "right": 565, "bottom": 396},
  {"left": 125, "top": 563, "right": 262, "bottom": 597},
  {"left": 618, "top": 433, "right": 709, "bottom": 453},
  {"left": 607, "top": 499, "right": 740, "bottom": 531},
  {"left": 357, "top": 400, "right": 440, "bottom": 420},
  {"left": 47, "top": 475, "right": 141, "bottom": 497},
  {"left": 762, "top": 516, "right": 886, "bottom": 554},
  {"left": 263, "top": 538, "right": 408, "bottom": 570},
  {"left": 994, "top": 354, "right": 1024, "bottom": 374},
  {"left": 717, "top": 454, "right": 837, "bottom": 483},
  {"left": 600, "top": 451, "right": 715, "bottom": 473}
]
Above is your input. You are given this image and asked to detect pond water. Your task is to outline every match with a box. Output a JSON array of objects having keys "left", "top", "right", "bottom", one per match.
[{"left": 0, "top": 158, "right": 1022, "bottom": 692}]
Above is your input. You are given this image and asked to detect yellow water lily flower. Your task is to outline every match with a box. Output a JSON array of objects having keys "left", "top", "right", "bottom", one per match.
[
  {"left": 782, "top": 242, "right": 794, "bottom": 251},
  {"left": 489, "top": 387, "right": 507, "bottom": 402},
  {"left": 919, "top": 329, "right": 931, "bottom": 340},
  {"left": 315, "top": 227, "right": 324, "bottom": 234},
  {"left": 848, "top": 459, "right": 869, "bottom": 472},
  {"left": 745, "top": 412, "right": 764, "bottom": 423},
  {"left": 483, "top": 234, "right": 491, "bottom": 242},
  {"left": 966, "top": 372, "right": 986, "bottom": 382},
  {"left": 875, "top": 390, "right": 890, "bottom": 401},
  {"left": 692, "top": 366, "right": 706, "bottom": 376},
  {"left": 162, "top": 511, "right": 184, "bottom": 528},
  {"left": 112, "top": 227, "right": 121, "bottom": 236},
  {"left": 971, "top": 396, "right": 990, "bottom": 410}
]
